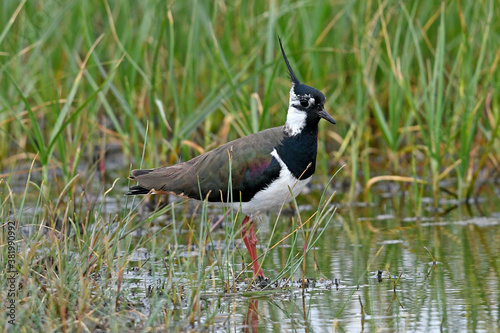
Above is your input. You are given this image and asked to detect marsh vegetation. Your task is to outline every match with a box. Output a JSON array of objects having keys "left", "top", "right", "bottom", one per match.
[{"left": 1, "top": 0, "right": 499, "bottom": 331}]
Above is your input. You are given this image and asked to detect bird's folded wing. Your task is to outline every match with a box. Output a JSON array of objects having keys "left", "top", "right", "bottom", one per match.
[{"left": 131, "top": 127, "right": 285, "bottom": 203}]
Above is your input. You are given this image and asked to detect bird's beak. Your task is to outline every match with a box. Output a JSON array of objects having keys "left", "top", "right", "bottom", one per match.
[{"left": 318, "top": 109, "right": 336, "bottom": 125}]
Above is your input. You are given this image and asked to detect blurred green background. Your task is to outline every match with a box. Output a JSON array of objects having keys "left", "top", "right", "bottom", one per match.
[
  {"left": 1, "top": 0, "right": 500, "bottom": 332},
  {"left": 1, "top": 0, "right": 498, "bottom": 205}
]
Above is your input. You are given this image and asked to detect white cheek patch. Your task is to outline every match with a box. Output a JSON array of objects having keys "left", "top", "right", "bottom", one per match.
[
  {"left": 289, "top": 87, "right": 298, "bottom": 104},
  {"left": 285, "top": 106, "right": 306, "bottom": 136},
  {"left": 285, "top": 87, "right": 310, "bottom": 136}
]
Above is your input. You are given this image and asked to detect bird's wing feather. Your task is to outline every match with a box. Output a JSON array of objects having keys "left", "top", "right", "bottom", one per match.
[{"left": 130, "top": 127, "right": 285, "bottom": 202}]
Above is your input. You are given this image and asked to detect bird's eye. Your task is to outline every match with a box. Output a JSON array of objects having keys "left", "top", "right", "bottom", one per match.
[{"left": 300, "top": 100, "right": 309, "bottom": 107}]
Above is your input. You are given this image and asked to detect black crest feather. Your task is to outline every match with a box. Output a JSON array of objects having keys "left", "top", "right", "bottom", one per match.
[{"left": 278, "top": 37, "right": 301, "bottom": 86}]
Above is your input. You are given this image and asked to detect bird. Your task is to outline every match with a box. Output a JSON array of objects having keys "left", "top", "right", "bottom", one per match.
[{"left": 127, "top": 37, "right": 335, "bottom": 278}]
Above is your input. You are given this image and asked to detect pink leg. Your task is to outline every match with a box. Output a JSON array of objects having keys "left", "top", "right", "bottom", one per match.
[{"left": 241, "top": 216, "right": 265, "bottom": 278}]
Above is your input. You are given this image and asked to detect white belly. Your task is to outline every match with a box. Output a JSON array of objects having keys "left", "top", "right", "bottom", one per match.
[
  {"left": 237, "top": 175, "right": 311, "bottom": 216},
  {"left": 235, "top": 148, "right": 312, "bottom": 216}
]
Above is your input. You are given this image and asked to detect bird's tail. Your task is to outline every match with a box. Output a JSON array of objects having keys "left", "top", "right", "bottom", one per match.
[{"left": 126, "top": 185, "right": 151, "bottom": 195}]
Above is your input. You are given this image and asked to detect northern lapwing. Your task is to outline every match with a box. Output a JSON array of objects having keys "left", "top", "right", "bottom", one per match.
[{"left": 127, "top": 37, "right": 335, "bottom": 278}]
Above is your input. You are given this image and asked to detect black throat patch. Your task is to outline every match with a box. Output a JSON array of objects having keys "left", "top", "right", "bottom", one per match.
[{"left": 276, "top": 123, "right": 319, "bottom": 180}]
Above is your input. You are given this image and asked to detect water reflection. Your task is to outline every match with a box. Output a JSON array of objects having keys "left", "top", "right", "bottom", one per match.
[
  {"left": 242, "top": 299, "right": 259, "bottom": 333},
  {"left": 116, "top": 187, "right": 500, "bottom": 332}
]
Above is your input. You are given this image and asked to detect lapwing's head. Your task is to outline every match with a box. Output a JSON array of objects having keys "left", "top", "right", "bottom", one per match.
[{"left": 279, "top": 38, "right": 336, "bottom": 136}]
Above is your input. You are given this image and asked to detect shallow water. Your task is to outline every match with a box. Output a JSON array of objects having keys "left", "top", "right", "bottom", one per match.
[
  {"left": 116, "top": 184, "right": 500, "bottom": 332},
  {"left": 8, "top": 167, "right": 500, "bottom": 332}
]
